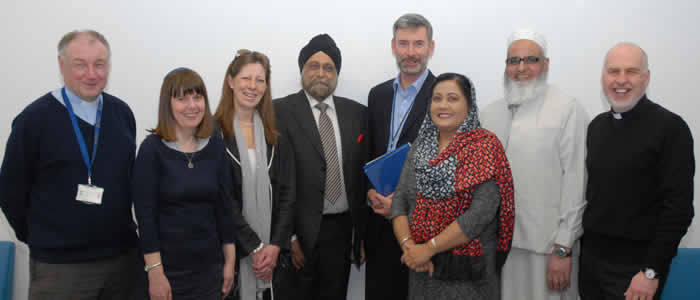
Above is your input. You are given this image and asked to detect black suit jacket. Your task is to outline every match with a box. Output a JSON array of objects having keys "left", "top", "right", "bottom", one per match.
[
  {"left": 367, "top": 71, "right": 435, "bottom": 161},
  {"left": 273, "top": 90, "right": 368, "bottom": 265},
  {"left": 216, "top": 125, "right": 296, "bottom": 258}
]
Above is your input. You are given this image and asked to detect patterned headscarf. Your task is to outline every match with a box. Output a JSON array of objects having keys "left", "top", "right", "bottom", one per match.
[
  {"left": 410, "top": 73, "right": 514, "bottom": 263},
  {"left": 413, "top": 74, "right": 480, "bottom": 200}
]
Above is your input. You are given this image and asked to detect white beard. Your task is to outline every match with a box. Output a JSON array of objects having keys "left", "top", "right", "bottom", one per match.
[{"left": 503, "top": 72, "right": 548, "bottom": 106}]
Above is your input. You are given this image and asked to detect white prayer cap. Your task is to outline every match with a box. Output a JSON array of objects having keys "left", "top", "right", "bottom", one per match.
[{"left": 507, "top": 29, "right": 548, "bottom": 57}]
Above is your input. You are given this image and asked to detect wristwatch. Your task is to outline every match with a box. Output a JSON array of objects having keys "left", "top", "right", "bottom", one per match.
[
  {"left": 553, "top": 246, "right": 572, "bottom": 258},
  {"left": 643, "top": 268, "right": 659, "bottom": 280}
]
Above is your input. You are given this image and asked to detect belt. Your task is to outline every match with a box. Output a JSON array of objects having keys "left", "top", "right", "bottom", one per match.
[{"left": 322, "top": 211, "right": 350, "bottom": 219}]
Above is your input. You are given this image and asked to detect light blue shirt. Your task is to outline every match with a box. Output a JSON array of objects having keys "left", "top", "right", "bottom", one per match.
[
  {"left": 388, "top": 69, "right": 430, "bottom": 152},
  {"left": 51, "top": 87, "right": 103, "bottom": 125}
]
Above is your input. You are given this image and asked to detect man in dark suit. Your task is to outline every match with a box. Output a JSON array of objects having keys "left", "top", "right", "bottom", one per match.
[
  {"left": 365, "top": 13, "right": 436, "bottom": 300},
  {"left": 274, "top": 33, "right": 367, "bottom": 300}
]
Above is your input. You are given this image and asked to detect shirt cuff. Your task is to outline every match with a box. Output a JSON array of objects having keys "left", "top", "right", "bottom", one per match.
[{"left": 554, "top": 228, "right": 576, "bottom": 249}]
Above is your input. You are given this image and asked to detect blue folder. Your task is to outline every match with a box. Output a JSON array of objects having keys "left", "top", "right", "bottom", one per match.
[{"left": 364, "top": 143, "right": 411, "bottom": 197}]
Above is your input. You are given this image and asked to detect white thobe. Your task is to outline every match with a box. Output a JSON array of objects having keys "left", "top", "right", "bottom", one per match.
[{"left": 481, "top": 84, "right": 589, "bottom": 300}]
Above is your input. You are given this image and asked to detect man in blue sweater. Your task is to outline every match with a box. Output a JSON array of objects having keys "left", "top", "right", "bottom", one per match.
[{"left": 0, "top": 30, "right": 139, "bottom": 299}]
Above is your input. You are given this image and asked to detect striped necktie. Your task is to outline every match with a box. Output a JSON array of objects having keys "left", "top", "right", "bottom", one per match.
[{"left": 316, "top": 102, "right": 342, "bottom": 205}]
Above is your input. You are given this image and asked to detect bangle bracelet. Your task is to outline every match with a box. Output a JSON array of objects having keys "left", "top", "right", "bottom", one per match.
[
  {"left": 430, "top": 238, "right": 438, "bottom": 249},
  {"left": 144, "top": 262, "right": 162, "bottom": 273},
  {"left": 252, "top": 242, "right": 264, "bottom": 254},
  {"left": 400, "top": 236, "right": 412, "bottom": 246}
]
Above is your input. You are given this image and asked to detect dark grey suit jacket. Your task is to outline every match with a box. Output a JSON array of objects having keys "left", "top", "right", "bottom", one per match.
[{"left": 273, "top": 90, "right": 368, "bottom": 265}]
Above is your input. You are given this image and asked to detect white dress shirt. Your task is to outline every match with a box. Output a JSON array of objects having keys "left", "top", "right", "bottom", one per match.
[{"left": 305, "top": 92, "right": 349, "bottom": 214}]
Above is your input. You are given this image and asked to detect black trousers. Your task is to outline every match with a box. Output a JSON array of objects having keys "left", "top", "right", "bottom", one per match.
[
  {"left": 365, "top": 214, "right": 408, "bottom": 300},
  {"left": 296, "top": 212, "right": 353, "bottom": 300},
  {"left": 579, "top": 237, "right": 668, "bottom": 300}
]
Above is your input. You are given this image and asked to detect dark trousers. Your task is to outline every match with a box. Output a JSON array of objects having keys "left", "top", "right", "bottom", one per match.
[
  {"left": 297, "top": 212, "right": 352, "bottom": 300},
  {"left": 365, "top": 214, "right": 408, "bottom": 300},
  {"left": 29, "top": 249, "right": 140, "bottom": 300},
  {"left": 579, "top": 238, "right": 668, "bottom": 300}
]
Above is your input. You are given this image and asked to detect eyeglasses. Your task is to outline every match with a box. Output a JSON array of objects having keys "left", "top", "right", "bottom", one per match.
[
  {"left": 505, "top": 56, "right": 542, "bottom": 65},
  {"left": 306, "top": 62, "right": 336, "bottom": 73}
]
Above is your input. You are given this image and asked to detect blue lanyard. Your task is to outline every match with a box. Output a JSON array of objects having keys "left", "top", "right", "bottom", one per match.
[
  {"left": 61, "top": 87, "right": 103, "bottom": 185},
  {"left": 388, "top": 93, "right": 414, "bottom": 152}
]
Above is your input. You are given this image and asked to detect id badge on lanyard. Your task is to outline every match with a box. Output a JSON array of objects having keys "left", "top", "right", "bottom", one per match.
[
  {"left": 61, "top": 87, "right": 104, "bottom": 205},
  {"left": 388, "top": 96, "right": 414, "bottom": 152},
  {"left": 76, "top": 184, "right": 104, "bottom": 204}
]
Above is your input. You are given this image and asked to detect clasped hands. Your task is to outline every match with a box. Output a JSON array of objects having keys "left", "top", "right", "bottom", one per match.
[
  {"left": 400, "top": 239, "right": 436, "bottom": 277},
  {"left": 252, "top": 244, "right": 280, "bottom": 282}
]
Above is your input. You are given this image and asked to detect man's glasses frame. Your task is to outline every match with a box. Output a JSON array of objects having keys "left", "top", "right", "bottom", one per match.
[{"left": 505, "top": 56, "right": 543, "bottom": 65}]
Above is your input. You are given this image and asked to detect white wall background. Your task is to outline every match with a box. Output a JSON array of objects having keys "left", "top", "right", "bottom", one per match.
[{"left": 1, "top": 0, "right": 699, "bottom": 299}]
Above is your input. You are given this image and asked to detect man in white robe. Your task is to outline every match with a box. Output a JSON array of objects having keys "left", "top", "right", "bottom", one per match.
[{"left": 480, "top": 29, "right": 589, "bottom": 300}]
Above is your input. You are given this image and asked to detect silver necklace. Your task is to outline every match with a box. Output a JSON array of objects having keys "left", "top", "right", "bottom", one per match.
[{"left": 184, "top": 152, "right": 195, "bottom": 168}]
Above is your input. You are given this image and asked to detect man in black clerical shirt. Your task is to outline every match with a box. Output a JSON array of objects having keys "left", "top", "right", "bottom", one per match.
[{"left": 580, "top": 42, "right": 695, "bottom": 300}]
